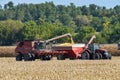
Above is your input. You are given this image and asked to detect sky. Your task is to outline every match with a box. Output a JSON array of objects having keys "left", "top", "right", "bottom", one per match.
[{"left": 0, "top": 0, "right": 120, "bottom": 9}]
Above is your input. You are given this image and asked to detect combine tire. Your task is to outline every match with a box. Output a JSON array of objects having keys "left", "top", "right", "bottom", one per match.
[
  {"left": 24, "top": 52, "right": 35, "bottom": 61},
  {"left": 81, "top": 51, "right": 90, "bottom": 60},
  {"left": 16, "top": 53, "right": 22, "bottom": 61},
  {"left": 57, "top": 54, "right": 66, "bottom": 60}
]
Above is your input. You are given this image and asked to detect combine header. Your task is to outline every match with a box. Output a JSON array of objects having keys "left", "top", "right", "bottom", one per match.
[{"left": 15, "top": 33, "right": 112, "bottom": 61}]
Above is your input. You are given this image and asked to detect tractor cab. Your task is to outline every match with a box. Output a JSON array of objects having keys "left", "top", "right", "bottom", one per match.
[{"left": 88, "top": 43, "right": 99, "bottom": 53}]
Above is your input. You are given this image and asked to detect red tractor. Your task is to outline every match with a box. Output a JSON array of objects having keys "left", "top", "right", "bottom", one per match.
[{"left": 15, "top": 33, "right": 111, "bottom": 61}]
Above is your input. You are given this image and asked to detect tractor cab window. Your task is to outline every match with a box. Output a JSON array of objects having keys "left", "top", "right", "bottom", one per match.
[{"left": 89, "top": 43, "right": 99, "bottom": 52}]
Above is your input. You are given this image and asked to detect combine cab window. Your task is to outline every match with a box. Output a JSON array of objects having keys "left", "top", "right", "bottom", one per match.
[{"left": 34, "top": 42, "right": 44, "bottom": 49}]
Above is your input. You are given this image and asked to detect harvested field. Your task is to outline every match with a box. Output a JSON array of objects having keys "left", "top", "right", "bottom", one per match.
[
  {"left": 0, "top": 46, "right": 16, "bottom": 57},
  {"left": 0, "top": 57, "right": 120, "bottom": 80},
  {"left": 100, "top": 44, "right": 120, "bottom": 56}
]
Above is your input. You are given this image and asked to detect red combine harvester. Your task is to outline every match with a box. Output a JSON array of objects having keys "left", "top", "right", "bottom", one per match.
[{"left": 15, "top": 33, "right": 112, "bottom": 61}]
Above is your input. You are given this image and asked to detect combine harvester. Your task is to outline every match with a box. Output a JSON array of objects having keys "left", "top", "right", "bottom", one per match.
[{"left": 15, "top": 33, "right": 112, "bottom": 61}]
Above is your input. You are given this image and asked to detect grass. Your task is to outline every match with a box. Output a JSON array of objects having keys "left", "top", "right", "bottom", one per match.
[{"left": 0, "top": 57, "right": 120, "bottom": 80}]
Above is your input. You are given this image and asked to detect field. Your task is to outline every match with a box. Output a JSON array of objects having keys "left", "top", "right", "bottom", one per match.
[
  {"left": 0, "top": 44, "right": 120, "bottom": 80},
  {"left": 0, "top": 57, "right": 120, "bottom": 80}
]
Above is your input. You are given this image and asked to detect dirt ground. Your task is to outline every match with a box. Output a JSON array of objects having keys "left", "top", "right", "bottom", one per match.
[{"left": 0, "top": 57, "right": 120, "bottom": 80}]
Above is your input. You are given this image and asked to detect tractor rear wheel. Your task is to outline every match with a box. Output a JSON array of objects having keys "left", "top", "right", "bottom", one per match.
[
  {"left": 81, "top": 51, "right": 90, "bottom": 60},
  {"left": 16, "top": 53, "right": 22, "bottom": 61},
  {"left": 57, "top": 54, "right": 66, "bottom": 60},
  {"left": 98, "top": 53, "right": 103, "bottom": 59},
  {"left": 93, "top": 53, "right": 100, "bottom": 60}
]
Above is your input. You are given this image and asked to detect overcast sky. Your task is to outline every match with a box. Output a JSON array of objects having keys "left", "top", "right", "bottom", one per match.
[{"left": 1, "top": 0, "right": 120, "bottom": 8}]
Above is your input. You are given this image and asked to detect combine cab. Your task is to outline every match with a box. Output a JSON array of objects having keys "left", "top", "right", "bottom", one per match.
[{"left": 15, "top": 33, "right": 112, "bottom": 61}]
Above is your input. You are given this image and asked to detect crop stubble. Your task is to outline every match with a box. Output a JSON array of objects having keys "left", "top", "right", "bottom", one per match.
[{"left": 0, "top": 57, "right": 120, "bottom": 80}]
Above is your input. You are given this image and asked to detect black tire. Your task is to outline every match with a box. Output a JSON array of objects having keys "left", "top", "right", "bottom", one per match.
[
  {"left": 31, "top": 53, "right": 36, "bottom": 61},
  {"left": 108, "top": 53, "right": 112, "bottom": 59},
  {"left": 40, "top": 55, "right": 52, "bottom": 60},
  {"left": 98, "top": 53, "right": 103, "bottom": 59},
  {"left": 16, "top": 53, "right": 22, "bottom": 61},
  {"left": 81, "top": 51, "right": 90, "bottom": 60},
  {"left": 69, "top": 57, "right": 76, "bottom": 60},
  {"left": 24, "top": 53, "right": 32, "bottom": 61},
  {"left": 93, "top": 53, "right": 100, "bottom": 60},
  {"left": 57, "top": 54, "right": 66, "bottom": 60},
  {"left": 103, "top": 52, "right": 112, "bottom": 59}
]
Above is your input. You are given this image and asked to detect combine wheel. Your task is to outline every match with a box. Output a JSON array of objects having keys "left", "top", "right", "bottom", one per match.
[
  {"left": 16, "top": 53, "right": 22, "bottom": 61},
  {"left": 81, "top": 51, "right": 90, "bottom": 60},
  {"left": 57, "top": 54, "right": 66, "bottom": 60},
  {"left": 24, "top": 52, "right": 35, "bottom": 61}
]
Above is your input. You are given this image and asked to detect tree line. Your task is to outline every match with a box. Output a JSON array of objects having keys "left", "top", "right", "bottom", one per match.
[{"left": 0, "top": 1, "right": 120, "bottom": 45}]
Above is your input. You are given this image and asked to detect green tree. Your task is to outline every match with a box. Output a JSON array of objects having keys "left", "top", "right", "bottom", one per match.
[
  {"left": 75, "top": 26, "right": 95, "bottom": 43},
  {"left": 7, "top": 1, "right": 14, "bottom": 9},
  {"left": 110, "top": 23, "right": 120, "bottom": 43},
  {"left": 101, "top": 27, "right": 113, "bottom": 43},
  {"left": 0, "top": 20, "right": 23, "bottom": 45}
]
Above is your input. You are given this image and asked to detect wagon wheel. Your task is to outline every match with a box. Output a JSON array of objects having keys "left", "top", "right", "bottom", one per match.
[
  {"left": 16, "top": 53, "right": 22, "bottom": 61},
  {"left": 57, "top": 54, "right": 66, "bottom": 60},
  {"left": 81, "top": 51, "right": 90, "bottom": 60},
  {"left": 40, "top": 55, "right": 52, "bottom": 60}
]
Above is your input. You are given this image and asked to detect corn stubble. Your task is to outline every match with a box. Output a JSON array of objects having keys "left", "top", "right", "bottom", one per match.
[{"left": 0, "top": 57, "right": 120, "bottom": 80}]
